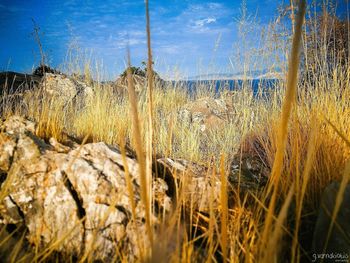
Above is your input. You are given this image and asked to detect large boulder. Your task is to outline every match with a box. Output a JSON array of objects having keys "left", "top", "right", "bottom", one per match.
[
  {"left": 0, "top": 116, "right": 172, "bottom": 261},
  {"left": 0, "top": 65, "right": 61, "bottom": 96},
  {"left": 115, "top": 73, "right": 147, "bottom": 94},
  {"left": 0, "top": 69, "right": 94, "bottom": 113}
]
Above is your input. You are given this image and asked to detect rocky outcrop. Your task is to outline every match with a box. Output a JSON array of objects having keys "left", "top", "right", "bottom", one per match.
[
  {"left": 177, "top": 96, "right": 235, "bottom": 132},
  {"left": 0, "top": 116, "right": 172, "bottom": 261},
  {"left": 114, "top": 74, "right": 147, "bottom": 96},
  {"left": 115, "top": 68, "right": 165, "bottom": 92},
  {"left": 0, "top": 116, "right": 229, "bottom": 261},
  {"left": 0, "top": 65, "right": 61, "bottom": 96},
  {"left": 0, "top": 115, "right": 273, "bottom": 261},
  {"left": 157, "top": 158, "right": 221, "bottom": 213},
  {"left": 0, "top": 70, "right": 94, "bottom": 113},
  {"left": 41, "top": 73, "right": 93, "bottom": 106}
]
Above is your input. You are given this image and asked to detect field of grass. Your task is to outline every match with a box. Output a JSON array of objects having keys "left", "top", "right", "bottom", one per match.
[{"left": 1, "top": 0, "right": 350, "bottom": 262}]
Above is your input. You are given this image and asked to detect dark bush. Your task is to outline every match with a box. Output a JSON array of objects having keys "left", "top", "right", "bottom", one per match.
[
  {"left": 120, "top": 66, "right": 146, "bottom": 78},
  {"left": 33, "top": 65, "right": 61, "bottom": 77}
]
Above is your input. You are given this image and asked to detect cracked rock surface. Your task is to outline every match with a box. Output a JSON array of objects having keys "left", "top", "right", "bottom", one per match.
[
  {"left": 0, "top": 116, "right": 172, "bottom": 261},
  {"left": 157, "top": 158, "right": 221, "bottom": 213},
  {"left": 41, "top": 73, "right": 93, "bottom": 108}
]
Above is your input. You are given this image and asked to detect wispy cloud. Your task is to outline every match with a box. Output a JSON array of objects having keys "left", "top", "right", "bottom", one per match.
[
  {"left": 160, "top": 2, "right": 233, "bottom": 35},
  {"left": 193, "top": 18, "right": 216, "bottom": 28}
]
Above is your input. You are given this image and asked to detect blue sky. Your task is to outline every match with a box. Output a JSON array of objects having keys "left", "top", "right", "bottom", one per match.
[{"left": 0, "top": 0, "right": 348, "bottom": 79}]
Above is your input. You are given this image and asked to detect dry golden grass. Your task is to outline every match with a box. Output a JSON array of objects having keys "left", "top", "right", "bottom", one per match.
[
  {"left": 2, "top": 58, "right": 350, "bottom": 263},
  {"left": 2, "top": 62, "right": 349, "bottom": 263}
]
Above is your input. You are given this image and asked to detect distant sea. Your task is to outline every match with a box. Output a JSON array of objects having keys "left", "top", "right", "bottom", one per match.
[{"left": 170, "top": 79, "right": 280, "bottom": 97}]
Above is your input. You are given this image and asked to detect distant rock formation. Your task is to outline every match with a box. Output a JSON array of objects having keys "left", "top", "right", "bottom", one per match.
[
  {"left": 116, "top": 66, "right": 165, "bottom": 92},
  {"left": 41, "top": 73, "right": 93, "bottom": 107},
  {"left": 0, "top": 66, "right": 95, "bottom": 113},
  {"left": 177, "top": 95, "right": 235, "bottom": 132}
]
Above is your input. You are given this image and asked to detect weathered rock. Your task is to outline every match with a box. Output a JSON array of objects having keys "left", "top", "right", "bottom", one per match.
[
  {"left": 116, "top": 73, "right": 147, "bottom": 91},
  {"left": 157, "top": 158, "right": 221, "bottom": 213},
  {"left": 312, "top": 181, "right": 350, "bottom": 261},
  {"left": 41, "top": 73, "right": 93, "bottom": 106},
  {"left": 0, "top": 116, "right": 172, "bottom": 262},
  {"left": 177, "top": 96, "right": 235, "bottom": 132},
  {"left": 0, "top": 71, "right": 94, "bottom": 114}
]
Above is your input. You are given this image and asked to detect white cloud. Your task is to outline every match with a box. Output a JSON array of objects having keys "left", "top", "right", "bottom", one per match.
[
  {"left": 194, "top": 18, "right": 216, "bottom": 28},
  {"left": 207, "top": 3, "right": 223, "bottom": 10}
]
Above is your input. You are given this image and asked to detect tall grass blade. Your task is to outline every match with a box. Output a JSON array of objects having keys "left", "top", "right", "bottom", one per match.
[
  {"left": 126, "top": 48, "right": 153, "bottom": 251},
  {"left": 145, "top": 1, "right": 155, "bottom": 250},
  {"left": 261, "top": 0, "right": 306, "bottom": 258}
]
